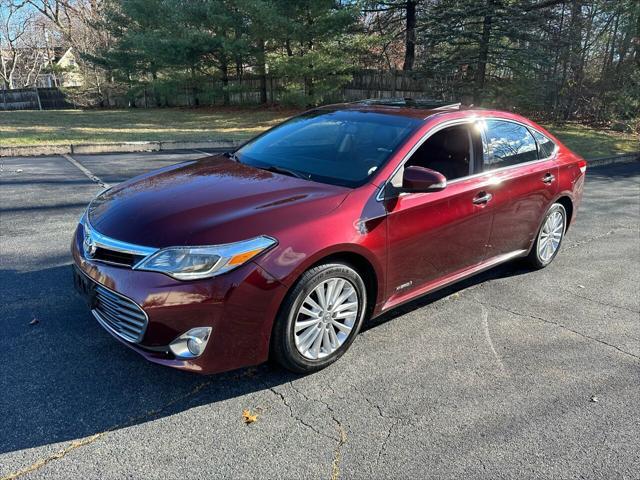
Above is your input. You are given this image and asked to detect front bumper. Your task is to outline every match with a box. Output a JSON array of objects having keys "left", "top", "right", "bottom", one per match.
[{"left": 71, "top": 225, "right": 288, "bottom": 374}]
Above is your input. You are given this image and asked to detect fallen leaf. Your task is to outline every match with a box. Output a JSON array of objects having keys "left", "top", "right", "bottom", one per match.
[
  {"left": 450, "top": 292, "right": 460, "bottom": 300},
  {"left": 29, "top": 318, "right": 39, "bottom": 325},
  {"left": 242, "top": 409, "right": 258, "bottom": 424}
]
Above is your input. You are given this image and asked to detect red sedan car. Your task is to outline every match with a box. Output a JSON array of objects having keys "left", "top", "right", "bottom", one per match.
[{"left": 72, "top": 101, "right": 586, "bottom": 374}]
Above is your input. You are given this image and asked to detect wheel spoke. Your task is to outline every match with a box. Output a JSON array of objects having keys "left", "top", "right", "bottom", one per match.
[
  {"left": 322, "top": 327, "right": 332, "bottom": 354},
  {"left": 299, "top": 305, "right": 320, "bottom": 318},
  {"left": 329, "top": 279, "right": 345, "bottom": 306},
  {"left": 332, "top": 289, "right": 353, "bottom": 309},
  {"left": 334, "top": 301, "right": 358, "bottom": 313},
  {"left": 309, "top": 326, "right": 324, "bottom": 358},
  {"left": 334, "top": 311, "right": 357, "bottom": 320},
  {"left": 295, "top": 318, "right": 321, "bottom": 332},
  {"left": 315, "top": 283, "right": 327, "bottom": 309},
  {"left": 297, "top": 325, "right": 321, "bottom": 353},
  {"left": 332, "top": 320, "right": 353, "bottom": 334},
  {"left": 304, "top": 296, "right": 323, "bottom": 312},
  {"left": 328, "top": 324, "right": 339, "bottom": 348},
  {"left": 546, "top": 238, "right": 554, "bottom": 257},
  {"left": 325, "top": 280, "right": 337, "bottom": 308}
]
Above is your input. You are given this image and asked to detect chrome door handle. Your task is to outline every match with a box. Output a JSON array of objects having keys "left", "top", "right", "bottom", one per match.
[
  {"left": 473, "top": 192, "right": 493, "bottom": 205},
  {"left": 542, "top": 173, "right": 555, "bottom": 184}
]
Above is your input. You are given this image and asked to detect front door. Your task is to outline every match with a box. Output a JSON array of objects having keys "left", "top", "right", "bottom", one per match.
[{"left": 382, "top": 122, "right": 493, "bottom": 305}]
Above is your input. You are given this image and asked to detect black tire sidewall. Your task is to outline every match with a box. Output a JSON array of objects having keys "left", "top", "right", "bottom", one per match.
[{"left": 273, "top": 263, "right": 367, "bottom": 373}]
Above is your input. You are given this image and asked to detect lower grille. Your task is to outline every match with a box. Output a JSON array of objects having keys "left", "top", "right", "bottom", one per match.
[{"left": 92, "top": 283, "right": 148, "bottom": 343}]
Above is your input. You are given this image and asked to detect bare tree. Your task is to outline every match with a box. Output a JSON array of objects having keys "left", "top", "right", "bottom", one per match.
[
  {"left": 0, "top": 1, "right": 49, "bottom": 89},
  {"left": 0, "top": 1, "right": 26, "bottom": 88},
  {"left": 26, "top": 0, "right": 111, "bottom": 97}
]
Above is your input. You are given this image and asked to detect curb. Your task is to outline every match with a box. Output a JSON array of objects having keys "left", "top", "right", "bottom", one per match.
[
  {"left": 1, "top": 141, "right": 637, "bottom": 164},
  {"left": 0, "top": 140, "right": 243, "bottom": 157},
  {"left": 586, "top": 152, "right": 639, "bottom": 167}
]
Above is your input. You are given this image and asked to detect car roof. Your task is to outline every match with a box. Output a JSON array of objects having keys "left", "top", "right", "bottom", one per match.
[
  {"left": 316, "top": 100, "right": 531, "bottom": 125},
  {"left": 316, "top": 100, "right": 459, "bottom": 120}
]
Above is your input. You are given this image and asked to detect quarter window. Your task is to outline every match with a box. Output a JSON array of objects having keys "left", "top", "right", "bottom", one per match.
[
  {"left": 484, "top": 120, "right": 538, "bottom": 170},
  {"left": 532, "top": 130, "right": 556, "bottom": 159}
]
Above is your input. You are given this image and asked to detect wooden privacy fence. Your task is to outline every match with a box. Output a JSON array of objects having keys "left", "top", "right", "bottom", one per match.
[
  {"left": 0, "top": 87, "right": 71, "bottom": 110},
  {"left": 1, "top": 71, "right": 449, "bottom": 110},
  {"left": 105, "top": 70, "right": 449, "bottom": 108}
]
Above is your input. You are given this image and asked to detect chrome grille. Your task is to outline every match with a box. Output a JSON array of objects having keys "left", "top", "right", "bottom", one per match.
[
  {"left": 92, "top": 283, "right": 148, "bottom": 343},
  {"left": 81, "top": 218, "right": 158, "bottom": 270}
]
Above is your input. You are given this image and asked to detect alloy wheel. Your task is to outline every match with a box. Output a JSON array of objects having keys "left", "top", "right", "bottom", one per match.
[
  {"left": 537, "top": 209, "right": 565, "bottom": 263},
  {"left": 294, "top": 277, "right": 359, "bottom": 360}
]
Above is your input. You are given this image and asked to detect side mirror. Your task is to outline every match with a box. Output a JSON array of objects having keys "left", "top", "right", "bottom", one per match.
[{"left": 401, "top": 166, "right": 447, "bottom": 193}]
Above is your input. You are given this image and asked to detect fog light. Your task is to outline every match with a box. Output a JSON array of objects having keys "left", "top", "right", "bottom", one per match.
[
  {"left": 187, "top": 337, "right": 205, "bottom": 356},
  {"left": 169, "top": 327, "right": 212, "bottom": 359}
]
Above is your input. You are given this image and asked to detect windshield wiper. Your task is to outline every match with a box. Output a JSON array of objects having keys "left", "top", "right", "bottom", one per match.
[{"left": 262, "top": 165, "right": 309, "bottom": 180}]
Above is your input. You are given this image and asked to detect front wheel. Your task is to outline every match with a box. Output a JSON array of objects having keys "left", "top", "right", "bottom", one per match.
[
  {"left": 271, "top": 263, "right": 367, "bottom": 373},
  {"left": 526, "top": 203, "right": 567, "bottom": 269}
]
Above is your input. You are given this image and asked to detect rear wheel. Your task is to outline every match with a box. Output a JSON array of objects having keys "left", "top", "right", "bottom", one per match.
[
  {"left": 271, "top": 263, "right": 367, "bottom": 373},
  {"left": 526, "top": 203, "right": 567, "bottom": 269}
]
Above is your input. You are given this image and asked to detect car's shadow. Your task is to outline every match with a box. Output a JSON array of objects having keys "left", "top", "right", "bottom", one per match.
[{"left": 0, "top": 258, "right": 532, "bottom": 455}]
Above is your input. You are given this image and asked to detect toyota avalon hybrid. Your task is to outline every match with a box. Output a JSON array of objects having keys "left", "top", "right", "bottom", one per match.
[{"left": 72, "top": 100, "right": 586, "bottom": 374}]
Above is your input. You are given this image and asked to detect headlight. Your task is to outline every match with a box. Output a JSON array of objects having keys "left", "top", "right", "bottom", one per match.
[{"left": 133, "top": 236, "right": 277, "bottom": 280}]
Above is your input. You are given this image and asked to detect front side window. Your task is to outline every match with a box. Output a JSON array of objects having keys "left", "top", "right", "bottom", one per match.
[
  {"left": 237, "top": 110, "right": 421, "bottom": 188},
  {"left": 484, "top": 120, "right": 538, "bottom": 170},
  {"left": 404, "top": 124, "right": 476, "bottom": 181}
]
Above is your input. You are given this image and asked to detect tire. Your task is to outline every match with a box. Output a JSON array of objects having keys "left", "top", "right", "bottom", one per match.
[
  {"left": 526, "top": 203, "right": 567, "bottom": 269},
  {"left": 271, "top": 263, "right": 368, "bottom": 373}
]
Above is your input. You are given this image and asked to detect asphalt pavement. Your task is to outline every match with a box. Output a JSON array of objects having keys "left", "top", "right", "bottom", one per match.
[{"left": 1, "top": 151, "right": 638, "bottom": 479}]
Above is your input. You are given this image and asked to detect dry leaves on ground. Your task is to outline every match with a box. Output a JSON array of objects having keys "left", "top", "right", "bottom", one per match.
[{"left": 242, "top": 409, "right": 259, "bottom": 424}]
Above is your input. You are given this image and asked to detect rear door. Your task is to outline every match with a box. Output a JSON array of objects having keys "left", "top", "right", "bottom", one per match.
[{"left": 480, "top": 120, "right": 559, "bottom": 258}]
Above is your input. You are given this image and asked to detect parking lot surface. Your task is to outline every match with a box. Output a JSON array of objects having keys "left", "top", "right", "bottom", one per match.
[{"left": 1, "top": 151, "right": 638, "bottom": 479}]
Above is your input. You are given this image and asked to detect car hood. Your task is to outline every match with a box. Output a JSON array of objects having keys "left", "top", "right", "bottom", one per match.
[{"left": 88, "top": 155, "right": 350, "bottom": 247}]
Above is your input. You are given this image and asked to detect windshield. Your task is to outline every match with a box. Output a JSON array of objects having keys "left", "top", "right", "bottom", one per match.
[{"left": 236, "top": 109, "right": 422, "bottom": 188}]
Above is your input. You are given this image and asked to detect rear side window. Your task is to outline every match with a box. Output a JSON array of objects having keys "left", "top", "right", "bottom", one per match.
[
  {"left": 532, "top": 130, "right": 556, "bottom": 159},
  {"left": 484, "top": 120, "right": 538, "bottom": 170}
]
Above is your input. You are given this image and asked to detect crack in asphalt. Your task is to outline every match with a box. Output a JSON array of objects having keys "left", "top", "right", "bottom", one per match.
[
  {"left": 270, "top": 382, "right": 348, "bottom": 479},
  {"left": 343, "top": 381, "right": 414, "bottom": 469},
  {"left": 477, "top": 301, "right": 640, "bottom": 361},
  {"left": 1, "top": 380, "right": 215, "bottom": 480},
  {"left": 374, "top": 419, "right": 399, "bottom": 467},
  {"left": 268, "top": 386, "right": 335, "bottom": 441},
  {"left": 564, "top": 227, "right": 638, "bottom": 251},
  {"left": 479, "top": 303, "right": 509, "bottom": 376},
  {"left": 559, "top": 288, "right": 640, "bottom": 314},
  {"left": 1, "top": 434, "right": 107, "bottom": 480}
]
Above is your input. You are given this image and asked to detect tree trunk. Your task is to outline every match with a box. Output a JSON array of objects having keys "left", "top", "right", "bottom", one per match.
[
  {"left": 221, "top": 61, "right": 230, "bottom": 106},
  {"left": 402, "top": 0, "right": 417, "bottom": 71},
  {"left": 474, "top": 2, "right": 493, "bottom": 104},
  {"left": 257, "top": 38, "right": 267, "bottom": 104},
  {"left": 563, "top": 0, "right": 583, "bottom": 120}
]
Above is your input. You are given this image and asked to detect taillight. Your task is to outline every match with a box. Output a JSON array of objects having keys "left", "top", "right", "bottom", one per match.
[{"left": 578, "top": 159, "right": 587, "bottom": 174}]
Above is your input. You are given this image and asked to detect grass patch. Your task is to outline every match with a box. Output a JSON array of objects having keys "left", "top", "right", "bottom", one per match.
[
  {"left": 543, "top": 122, "right": 638, "bottom": 158},
  {"left": 0, "top": 107, "right": 298, "bottom": 147},
  {"left": 0, "top": 108, "right": 636, "bottom": 159}
]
